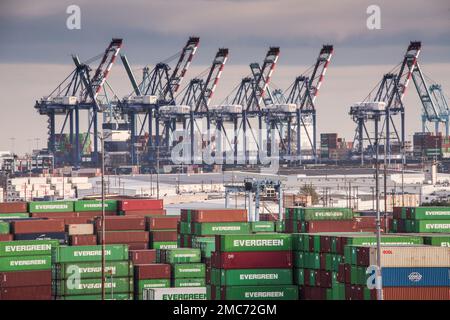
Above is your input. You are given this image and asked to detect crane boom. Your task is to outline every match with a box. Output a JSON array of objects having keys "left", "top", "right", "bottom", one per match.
[
  {"left": 253, "top": 47, "right": 280, "bottom": 108},
  {"left": 120, "top": 54, "right": 141, "bottom": 96},
  {"left": 410, "top": 62, "right": 439, "bottom": 120},
  {"left": 309, "top": 45, "right": 333, "bottom": 103},
  {"left": 85, "top": 38, "right": 122, "bottom": 102}
]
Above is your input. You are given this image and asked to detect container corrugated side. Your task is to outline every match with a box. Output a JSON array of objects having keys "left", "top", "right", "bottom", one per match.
[
  {"left": 381, "top": 267, "right": 450, "bottom": 287},
  {"left": 367, "top": 246, "right": 450, "bottom": 267},
  {"left": 74, "top": 200, "right": 117, "bottom": 212},
  {"left": 0, "top": 255, "right": 52, "bottom": 272},
  {"left": 382, "top": 287, "right": 450, "bottom": 300},
  {"left": 28, "top": 201, "right": 74, "bottom": 213},
  {"left": 53, "top": 277, "right": 133, "bottom": 296},
  {"left": 143, "top": 287, "right": 207, "bottom": 300},
  {"left": 53, "top": 261, "right": 133, "bottom": 279},
  {"left": 212, "top": 268, "right": 293, "bottom": 286},
  {"left": 0, "top": 240, "right": 59, "bottom": 257},
  {"left": 52, "top": 245, "right": 128, "bottom": 263},
  {"left": 220, "top": 285, "right": 298, "bottom": 300},
  {"left": 217, "top": 234, "right": 292, "bottom": 252}
]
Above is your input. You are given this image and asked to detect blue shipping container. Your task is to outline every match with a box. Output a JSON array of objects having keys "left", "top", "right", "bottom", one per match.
[
  {"left": 381, "top": 267, "right": 450, "bottom": 287},
  {"left": 14, "top": 232, "right": 68, "bottom": 244}
]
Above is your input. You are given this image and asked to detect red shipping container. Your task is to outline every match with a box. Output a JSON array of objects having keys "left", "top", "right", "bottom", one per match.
[
  {"left": 319, "top": 236, "right": 332, "bottom": 253},
  {"left": 77, "top": 211, "right": 117, "bottom": 218},
  {"left": 95, "top": 216, "right": 145, "bottom": 231},
  {"left": 299, "top": 286, "right": 326, "bottom": 300},
  {"left": 146, "top": 216, "right": 180, "bottom": 230},
  {"left": 0, "top": 270, "right": 52, "bottom": 288},
  {"left": 0, "top": 285, "right": 52, "bottom": 300},
  {"left": 383, "top": 287, "right": 450, "bottom": 300},
  {"left": 134, "top": 264, "right": 170, "bottom": 280},
  {"left": 129, "top": 249, "right": 156, "bottom": 265},
  {"left": 318, "top": 270, "right": 332, "bottom": 288},
  {"left": 150, "top": 230, "right": 178, "bottom": 242},
  {"left": 31, "top": 212, "right": 77, "bottom": 218},
  {"left": 119, "top": 199, "right": 163, "bottom": 211},
  {"left": 0, "top": 202, "right": 27, "bottom": 213},
  {"left": 121, "top": 209, "right": 166, "bottom": 217},
  {"left": 62, "top": 217, "right": 93, "bottom": 225},
  {"left": 0, "top": 234, "right": 13, "bottom": 242},
  {"left": 70, "top": 235, "right": 97, "bottom": 246},
  {"left": 12, "top": 219, "right": 65, "bottom": 234},
  {"left": 259, "top": 213, "right": 279, "bottom": 221},
  {"left": 97, "top": 231, "right": 149, "bottom": 243},
  {"left": 211, "top": 251, "right": 292, "bottom": 269},
  {"left": 128, "top": 243, "right": 149, "bottom": 250},
  {"left": 190, "top": 209, "right": 247, "bottom": 223}
]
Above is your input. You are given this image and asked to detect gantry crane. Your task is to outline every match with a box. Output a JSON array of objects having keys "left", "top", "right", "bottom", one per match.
[
  {"left": 120, "top": 37, "right": 200, "bottom": 165},
  {"left": 350, "top": 41, "right": 421, "bottom": 162},
  {"left": 34, "top": 38, "right": 123, "bottom": 167}
]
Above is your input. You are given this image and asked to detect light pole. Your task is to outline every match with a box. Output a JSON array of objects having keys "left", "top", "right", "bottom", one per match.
[{"left": 374, "top": 115, "right": 383, "bottom": 300}]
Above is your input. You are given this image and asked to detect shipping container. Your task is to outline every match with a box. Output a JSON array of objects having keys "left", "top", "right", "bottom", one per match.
[
  {"left": 28, "top": 201, "right": 74, "bottom": 213},
  {"left": 67, "top": 224, "right": 94, "bottom": 236},
  {"left": 160, "top": 248, "right": 201, "bottom": 264},
  {"left": 382, "top": 287, "right": 450, "bottom": 300},
  {"left": 216, "top": 234, "right": 292, "bottom": 252},
  {"left": 53, "top": 261, "right": 133, "bottom": 279},
  {"left": 250, "top": 221, "right": 275, "bottom": 233},
  {"left": 193, "top": 222, "right": 250, "bottom": 236},
  {"left": 411, "top": 220, "right": 450, "bottom": 233},
  {"left": 189, "top": 209, "right": 247, "bottom": 223},
  {"left": 129, "top": 249, "right": 156, "bottom": 265},
  {"left": 0, "top": 255, "right": 52, "bottom": 272},
  {"left": 52, "top": 245, "right": 128, "bottom": 263},
  {"left": 56, "top": 293, "right": 132, "bottom": 300},
  {"left": 409, "top": 207, "right": 450, "bottom": 220},
  {"left": 0, "top": 239, "right": 59, "bottom": 257},
  {"left": 219, "top": 285, "right": 298, "bottom": 300},
  {"left": 134, "top": 264, "right": 171, "bottom": 280},
  {"left": 97, "top": 231, "right": 149, "bottom": 244},
  {"left": 150, "top": 230, "right": 178, "bottom": 242},
  {"left": 70, "top": 235, "right": 97, "bottom": 246},
  {"left": 14, "top": 232, "right": 68, "bottom": 244},
  {"left": 172, "top": 278, "right": 206, "bottom": 288},
  {"left": 95, "top": 216, "right": 145, "bottom": 231},
  {"left": 0, "top": 234, "right": 13, "bottom": 242},
  {"left": 0, "top": 213, "right": 30, "bottom": 219},
  {"left": 119, "top": 199, "right": 163, "bottom": 211},
  {"left": 423, "top": 235, "right": 450, "bottom": 247},
  {"left": 152, "top": 241, "right": 178, "bottom": 249},
  {"left": 0, "top": 285, "right": 52, "bottom": 300},
  {"left": 146, "top": 216, "right": 180, "bottom": 230},
  {"left": 0, "top": 222, "right": 9, "bottom": 234},
  {"left": 53, "top": 277, "right": 133, "bottom": 296},
  {"left": 74, "top": 200, "right": 118, "bottom": 212},
  {"left": 381, "top": 267, "right": 450, "bottom": 287},
  {"left": 143, "top": 287, "right": 207, "bottom": 300},
  {"left": 0, "top": 202, "right": 28, "bottom": 213},
  {"left": 136, "top": 279, "right": 170, "bottom": 294},
  {"left": 119, "top": 209, "right": 167, "bottom": 216},
  {"left": 172, "top": 263, "right": 205, "bottom": 278},
  {"left": 0, "top": 270, "right": 51, "bottom": 287},
  {"left": 211, "top": 251, "right": 292, "bottom": 269},
  {"left": 212, "top": 268, "right": 293, "bottom": 286},
  {"left": 12, "top": 219, "right": 65, "bottom": 234}
]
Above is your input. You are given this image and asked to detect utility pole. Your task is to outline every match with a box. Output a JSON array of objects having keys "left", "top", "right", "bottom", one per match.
[
  {"left": 156, "top": 145, "right": 160, "bottom": 199},
  {"left": 374, "top": 116, "right": 383, "bottom": 300},
  {"left": 100, "top": 132, "right": 106, "bottom": 301}
]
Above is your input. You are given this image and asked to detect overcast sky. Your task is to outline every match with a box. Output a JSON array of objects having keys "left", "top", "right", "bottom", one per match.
[{"left": 0, "top": 0, "right": 449, "bottom": 154}]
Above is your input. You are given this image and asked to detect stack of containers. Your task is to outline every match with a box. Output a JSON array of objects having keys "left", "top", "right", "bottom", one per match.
[
  {"left": 285, "top": 207, "right": 354, "bottom": 233},
  {"left": 293, "top": 232, "right": 423, "bottom": 300},
  {"left": 0, "top": 240, "right": 59, "bottom": 300},
  {"left": 52, "top": 244, "right": 133, "bottom": 300},
  {"left": 95, "top": 216, "right": 149, "bottom": 250},
  {"left": 0, "top": 202, "right": 29, "bottom": 219},
  {"left": 118, "top": 199, "right": 166, "bottom": 217},
  {"left": 67, "top": 222, "right": 96, "bottom": 246},
  {"left": 393, "top": 206, "right": 450, "bottom": 233},
  {"left": 11, "top": 219, "right": 67, "bottom": 244},
  {"left": 134, "top": 264, "right": 171, "bottom": 300},
  {"left": 147, "top": 216, "right": 180, "bottom": 249},
  {"left": 343, "top": 245, "right": 450, "bottom": 300},
  {"left": 209, "top": 233, "right": 297, "bottom": 300},
  {"left": 159, "top": 248, "right": 206, "bottom": 288}
]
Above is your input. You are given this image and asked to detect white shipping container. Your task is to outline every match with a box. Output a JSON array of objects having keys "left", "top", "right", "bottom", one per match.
[
  {"left": 73, "top": 183, "right": 92, "bottom": 190},
  {"left": 143, "top": 287, "right": 207, "bottom": 300},
  {"left": 28, "top": 177, "right": 47, "bottom": 184},
  {"left": 49, "top": 177, "right": 68, "bottom": 184},
  {"left": 367, "top": 246, "right": 450, "bottom": 267},
  {"left": 10, "top": 178, "right": 28, "bottom": 186},
  {"left": 67, "top": 224, "right": 94, "bottom": 236},
  {"left": 69, "top": 177, "right": 89, "bottom": 184}
]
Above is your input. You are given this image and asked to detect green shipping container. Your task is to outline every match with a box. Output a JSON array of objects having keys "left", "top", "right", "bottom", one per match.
[
  {"left": 52, "top": 245, "right": 128, "bottom": 263},
  {"left": 410, "top": 207, "right": 450, "bottom": 220},
  {"left": 173, "top": 278, "right": 206, "bottom": 287},
  {"left": 161, "top": 248, "right": 201, "bottom": 263},
  {"left": 0, "top": 240, "right": 59, "bottom": 257},
  {"left": 179, "top": 222, "right": 192, "bottom": 234},
  {"left": 53, "top": 277, "right": 133, "bottom": 296},
  {"left": 301, "top": 207, "right": 353, "bottom": 221},
  {"left": 152, "top": 241, "right": 178, "bottom": 249},
  {"left": 212, "top": 268, "right": 293, "bottom": 286},
  {"left": 217, "top": 234, "right": 292, "bottom": 252},
  {"left": 411, "top": 220, "right": 450, "bottom": 233},
  {"left": 28, "top": 200, "right": 74, "bottom": 213},
  {"left": 0, "top": 213, "right": 30, "bottom": 219},
  {"left": 220, "top": 285, "right": 298, "bottom": 300},
  {"left": 0, "top": 222, "right": 9, "bottom": 234},
  {"left": 57, "top": 293, "right": 132, "bottom": 300},
  {"left": 0, "top": 255, "right": 52, "bottom": 272},
  {"left": 74, "top": 200, "right": 118, "bottom": 212},
  {"left": 192, "top": 222, "right": 250, "bottom": 236},
  {"left": 251, "top": 221, "right": 275, "bottom": 233},
  {"left": 346, "top": 235, "right": 423, "bottom": 247},
  {"left": 172, "top": 263, "right": 205, "bottom": 278},
  {"left": 423, "top": 235, "right": 450, "bottom": 247},
  {"left": 294, "top": 268, "right": 304, "bottom": 285},
  {"left": 53, "top": 261, "right": 133, "bottom": 279},
  {"left": 136, "top": 279, "right": 170, "bottom": 298}
]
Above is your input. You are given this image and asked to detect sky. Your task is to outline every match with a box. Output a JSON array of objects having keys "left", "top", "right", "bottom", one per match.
[{"left": 0, "top": 0, "right": 449, "bottom": 154}]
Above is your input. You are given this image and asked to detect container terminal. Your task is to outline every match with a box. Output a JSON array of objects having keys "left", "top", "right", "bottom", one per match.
[{"left": 1, "top": 2, "right": 449, "bottom": 302}]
